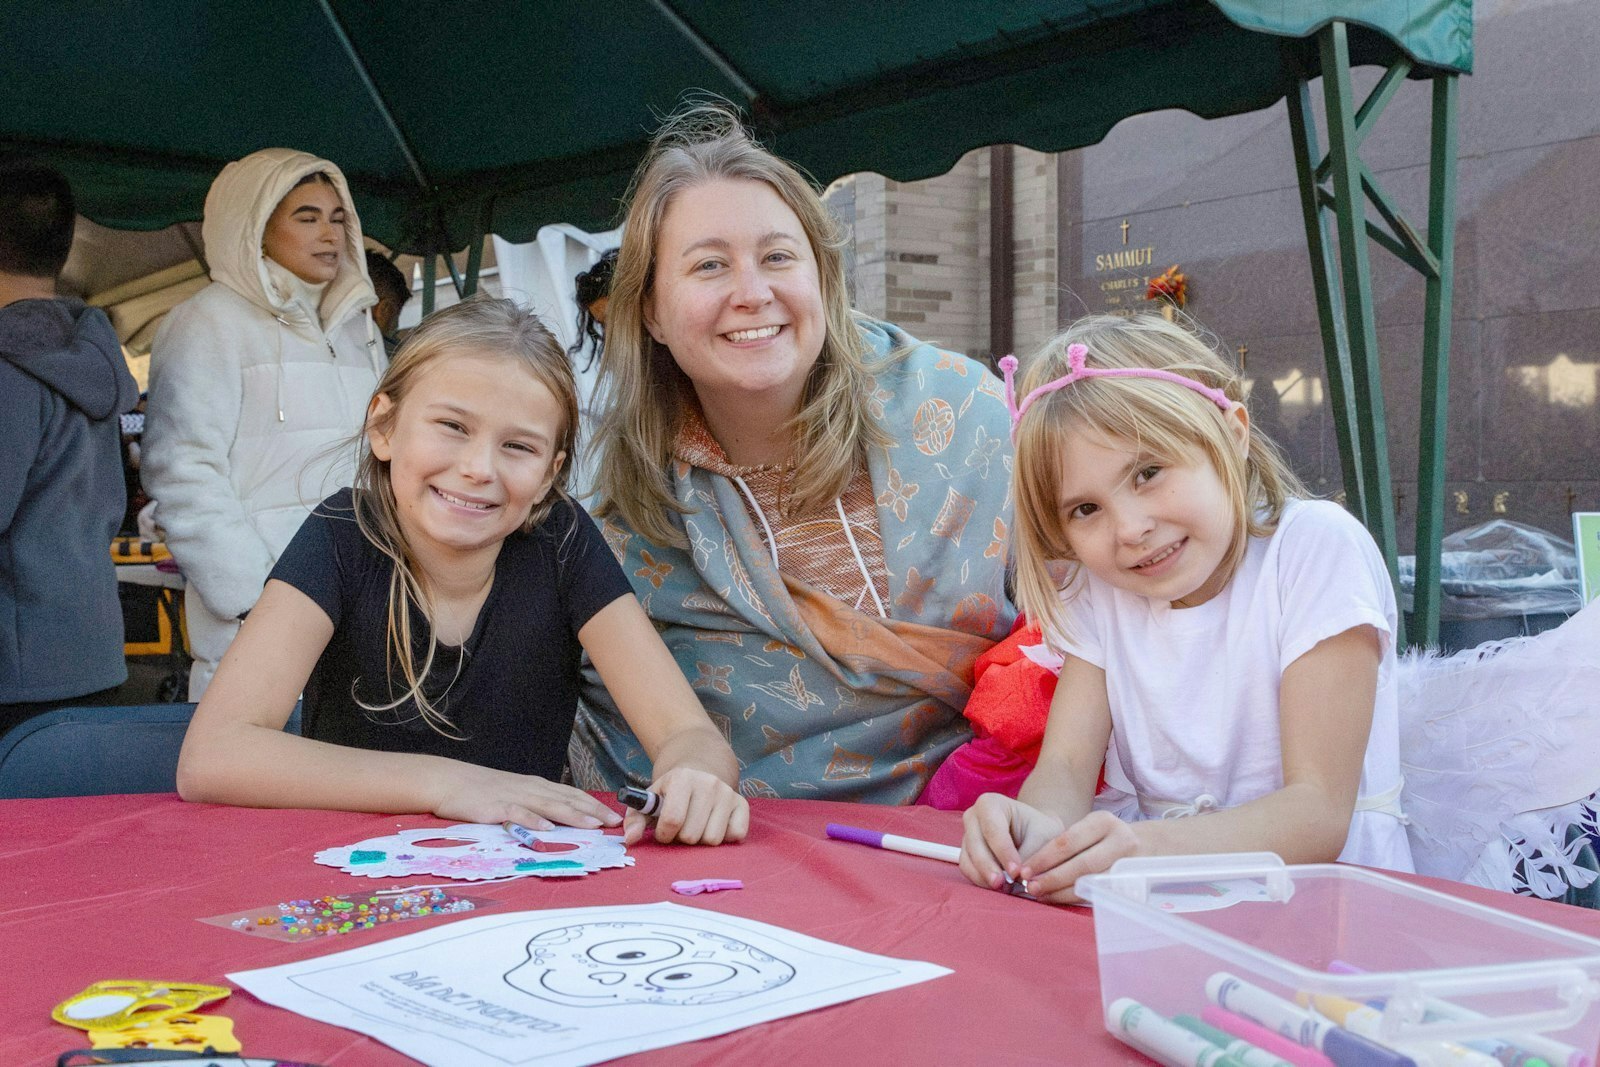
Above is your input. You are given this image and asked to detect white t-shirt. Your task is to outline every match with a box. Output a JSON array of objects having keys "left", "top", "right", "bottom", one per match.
[{"left": 1053, "top": 498, "right": 1414, "bottom": 873}]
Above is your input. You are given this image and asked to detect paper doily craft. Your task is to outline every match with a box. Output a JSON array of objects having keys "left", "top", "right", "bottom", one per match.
[{"left": 314, "top": 824, "right": 633, "bottom": 881}]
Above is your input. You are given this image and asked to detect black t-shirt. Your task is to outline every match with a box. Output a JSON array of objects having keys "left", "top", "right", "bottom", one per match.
[{"left": 269, "top": 489, "right": 634, "bottom": 777}]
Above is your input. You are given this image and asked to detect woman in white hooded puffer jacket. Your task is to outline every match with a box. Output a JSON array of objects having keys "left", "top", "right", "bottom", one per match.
[{"left": 144, "top": 148, "right": 385, "bottom": 699}]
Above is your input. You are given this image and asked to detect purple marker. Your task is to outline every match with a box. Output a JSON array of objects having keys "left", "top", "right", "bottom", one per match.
[
  {"left": 1329, "top": 961, "right": 1586, "bottom": 1067},
  {"left": 825, "top": 823, "right": 961, "bottom": 864},
  {"left": 1205, "top": 972, "right": 1417, "bottom": 1067}
]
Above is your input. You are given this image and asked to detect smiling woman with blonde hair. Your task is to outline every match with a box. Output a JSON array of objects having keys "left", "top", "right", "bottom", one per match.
[{"left": 571, "top": 102, "right": 1016, "bottom": 804}]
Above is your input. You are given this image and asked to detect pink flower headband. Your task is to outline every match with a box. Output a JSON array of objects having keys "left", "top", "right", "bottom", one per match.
[{"left": 999, "top": 343, "right": 1234, "bottom": 434}]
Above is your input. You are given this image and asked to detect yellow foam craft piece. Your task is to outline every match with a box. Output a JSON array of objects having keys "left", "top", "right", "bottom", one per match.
[
  {"left": 51, "top": 980, "right": 231, "bottom": 1031},
  {"left": 89, "top": 1012, "right": 241, "bottom": 1053}
]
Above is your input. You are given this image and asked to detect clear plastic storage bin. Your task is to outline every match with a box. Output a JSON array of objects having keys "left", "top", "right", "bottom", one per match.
[{"left": 1077, "top": 854, "right": 1600, "bottom": 1067}]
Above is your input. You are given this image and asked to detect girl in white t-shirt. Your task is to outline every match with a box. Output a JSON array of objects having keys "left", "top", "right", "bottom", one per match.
[{"left": 960, "top": 314, "right": 1414, "bottom": 904}]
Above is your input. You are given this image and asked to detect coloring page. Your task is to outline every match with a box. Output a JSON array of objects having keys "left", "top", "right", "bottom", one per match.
[{"left": 229, "top": 901, "right": 950, "bottom": 1066}]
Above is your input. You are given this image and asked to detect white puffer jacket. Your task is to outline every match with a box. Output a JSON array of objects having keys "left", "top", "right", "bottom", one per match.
[{"left": 144, "top": 148, "right": 384, "bottom": 622}]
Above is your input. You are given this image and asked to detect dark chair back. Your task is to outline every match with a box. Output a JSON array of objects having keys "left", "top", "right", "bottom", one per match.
[{"left": 0, "top": 702, "right": 302, "bottom": 799}]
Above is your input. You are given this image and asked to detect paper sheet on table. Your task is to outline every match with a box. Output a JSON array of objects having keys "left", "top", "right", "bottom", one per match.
[{"left": 229, "top": 901, "right": 950, "bottom": 1066}]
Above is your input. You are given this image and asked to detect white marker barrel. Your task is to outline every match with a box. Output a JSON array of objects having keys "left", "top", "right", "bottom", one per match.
[{"left": 1110, "top": 997, "right": 1245, "bottom": 1067}]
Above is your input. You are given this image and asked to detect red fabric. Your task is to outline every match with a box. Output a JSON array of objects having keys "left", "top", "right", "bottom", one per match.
[
  {"left": 6, "top": 795, "right": 1598, "bottom": 1065},
  {"left": 962, "top": 619, "right": 1058, "bottom": 760},
  {"left": 921, "top": 617, "right": 1120, "bottom": 809},
  {"left": 920, "top": 617, "right": 1088, "bottom": 809},
  {"left": 2, "top": 793, "right": 1140, "bottom": 1066}
]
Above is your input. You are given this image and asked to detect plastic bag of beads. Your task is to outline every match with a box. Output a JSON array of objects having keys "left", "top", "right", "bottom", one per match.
[{"left": 200, "top": 886, "right": 492, "bottom": 943}]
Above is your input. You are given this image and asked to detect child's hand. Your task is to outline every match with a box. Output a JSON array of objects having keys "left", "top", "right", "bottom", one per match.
[
  {"left": 627, "top": 768, "right": 750, "bottom": 846},
  {"left": 960, "top": 793, "right": 1067, "bottom": 893},
  {"left": 431, "top": 764, "right": 623, "bottom": 832},
  {"left": 1016, "top": 810, "right": 1143, "bottom": 905}
]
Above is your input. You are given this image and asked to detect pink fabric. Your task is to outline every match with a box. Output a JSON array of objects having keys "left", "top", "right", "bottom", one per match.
[{"left": 919, "top": 733, "right": 1035, "bottom": 810}]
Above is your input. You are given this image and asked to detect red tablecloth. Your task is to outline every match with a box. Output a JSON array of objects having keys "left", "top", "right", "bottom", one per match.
[{"left": 5, "top": 794, "right": 1600, "bottom": 1066}]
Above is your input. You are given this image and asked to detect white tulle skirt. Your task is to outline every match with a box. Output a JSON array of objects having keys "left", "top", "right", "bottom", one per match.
[{"left": 1400, "top": 598, "right": 1600, "bottom": 900}]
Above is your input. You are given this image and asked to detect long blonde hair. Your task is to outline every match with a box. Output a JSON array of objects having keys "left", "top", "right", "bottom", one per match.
[
  {"left": 351, "top": 296, "right": 579, "bottom": 735},
  {"left": 591, "top": 99, "right": 890, "bottom": 546},
  {"left": 1011, "top": 313, "right": 1308, "bottom": 646}
]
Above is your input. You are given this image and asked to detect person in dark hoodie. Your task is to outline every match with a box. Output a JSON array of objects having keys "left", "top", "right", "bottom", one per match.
[{"left": 0, "top": 157, "right": 139, "bottom": 735}]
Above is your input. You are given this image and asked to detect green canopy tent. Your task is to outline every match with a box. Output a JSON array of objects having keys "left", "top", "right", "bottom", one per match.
[{"left": 2, "top": 0, "right": 1472, "bottom": 643}]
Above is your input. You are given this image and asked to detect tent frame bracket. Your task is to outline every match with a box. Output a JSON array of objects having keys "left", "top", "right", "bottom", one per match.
[{"left": 1287, "top": 22, "right": 1460, "bottom": 646}]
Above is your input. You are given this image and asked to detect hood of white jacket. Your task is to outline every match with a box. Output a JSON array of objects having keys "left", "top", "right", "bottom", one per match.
[{"left": 202, "top": 147, "right": 375, "bottom": 332}]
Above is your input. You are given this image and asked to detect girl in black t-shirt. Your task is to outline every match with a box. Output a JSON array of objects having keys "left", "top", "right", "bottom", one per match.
[{"left": 176, "top": 297, "right": 748, "bottom": 846}]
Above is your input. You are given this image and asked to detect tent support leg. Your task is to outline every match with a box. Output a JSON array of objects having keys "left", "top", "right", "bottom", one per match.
[
  {"left": 463, "top": 232, "right": 485, "bottom": 298},
  {"left": 1288, "top": 79, "right": 1364, "bottom": 522},
  {"left": 1287, "top": 24, "right": 1463, "bottom": 648},
  {"left": 1412, "top": 74, "right": 1460, "bottom": 646},
  {"left": 421, "top": 255, "right": 437, "bottom": 317},
  {"left": 443, "top": 252, "right": 465, "bottom": 299},
  {"left": 1320, "top": 23, "right": 1399, "bottom": 587}
]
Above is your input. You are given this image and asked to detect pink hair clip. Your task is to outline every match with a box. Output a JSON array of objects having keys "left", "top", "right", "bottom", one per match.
[{"left": 999, "top": 343, "right": 1233, "bottom": 434}]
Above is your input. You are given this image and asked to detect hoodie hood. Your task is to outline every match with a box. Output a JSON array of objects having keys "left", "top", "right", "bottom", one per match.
[
  {"left": 202, "top": 147, "right": 375, "bottom": 332},
  {"left": 0, "top": 298, "right": 137, "bottom": 419}
]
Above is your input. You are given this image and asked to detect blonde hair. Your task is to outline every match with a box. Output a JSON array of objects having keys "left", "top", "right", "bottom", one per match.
[
  {"left": 351, "top": 295, "right": 580, "bottom": 735},
  {"left": 1011, "top": 313, "right": 1308, "bottom": 646},
  {"left": 591, "top": 98, "right": 890, "bottom": 546}
]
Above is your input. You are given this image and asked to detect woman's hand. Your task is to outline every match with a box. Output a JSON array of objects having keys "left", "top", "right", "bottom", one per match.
[
  {"left": 429, "top": 763, "right": 623, "bottom": 832},
  {"left": 1013, "top": 810, "right": 1144, "bottom": 905},
  {"left": 581, "top": 594, "right": 747, "bottom": 842},
  {"left": 629, "top": 767, "right": 750, "bottom": 846},
  {"left": 960, "top": 793, "right": 1066, "bottom": 892}
]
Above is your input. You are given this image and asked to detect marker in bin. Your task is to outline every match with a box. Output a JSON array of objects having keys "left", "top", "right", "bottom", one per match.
[
  {"left": 1302, "top": 993, "right": 1499, "bottom": 1067},
  {"left": 1109, "top": 997, "right": 1250, "bottom": 1067},
  {"left": 1174, "top": 1014, "right": 1301, "bottom": 1067},
  {"left": 1205, "top": 972, "right": 1419, "bottom": 1067},
  {"left": 1202, "top": 1006, "right": 1334, "bottom": 1067},
  {"left": 1328, "top": 960, "right": 1578, "bottom": 1067}
]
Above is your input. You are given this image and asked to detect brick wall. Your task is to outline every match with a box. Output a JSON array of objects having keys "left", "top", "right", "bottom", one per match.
[
  {"left": 834, "top": 146, "right": 1059, "bottom": 363},
  {"left": 831, "top": 152, "right": 985, "bottom": 358}
]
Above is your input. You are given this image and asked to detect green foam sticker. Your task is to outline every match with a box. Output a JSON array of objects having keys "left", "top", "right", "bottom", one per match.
[
  {"left": 349, "top": 850, "right": 387, "bottom": 864},
  {"left": 515, "top": 859, "right": 586, "bottom": 871}
]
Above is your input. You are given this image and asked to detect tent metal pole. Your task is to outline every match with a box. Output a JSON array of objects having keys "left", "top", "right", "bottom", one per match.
[
  {"left": 463, "top": 203, "right": 491, "bottom": 298},
  {"left": 1286, "top": 79, "right": 1364, "bottom": 521},
  {"left": 646, "top": 0, "right": 761, "bottom": 104},
  {"left": 1412, "top": 73, "right": 1461, "bottom": 647},
  {"left": 315, "top": 0, "right": 430, "bottom": 192},
  {"left": 1314, "top": 182, "right": 1434, "bottom": 276},
  {"left": 442, "top": 251, "right": 465, "bottom": 299},
  {"left": 463, "top": 232, "right": 485, "bottom": 298},
  {"left": 989, "top": 145, "right": 1015, "bottom": 363},
  {"left": 421, "top": 255, "right": 437, "bottom": 317},
  {"left": 1313, "top": 59, "right": 1412, "bottom": 184},
  {"left": 1320, "top": 23, "right": 1402, "bottom": 631}
]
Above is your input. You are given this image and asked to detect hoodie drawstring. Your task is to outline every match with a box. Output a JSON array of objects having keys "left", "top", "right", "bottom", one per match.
[
  {"left": 732, "top": 475, "right": 888, "bottom": 620},
  {"left": 733, "top": 476, "right": 781, "bottom": 572},
  {"left": 272, "top": 314, "right": 288, "bottom": 422},
  {"left": 837, "top": 497, "right": 888, "bottom": 619},
  {"left": 364, "top": 308, "right": 381, "bottom": 373}
]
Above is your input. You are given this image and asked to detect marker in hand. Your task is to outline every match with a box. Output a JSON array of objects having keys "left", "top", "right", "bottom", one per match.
[{"left": 617, "top": 786, "right": 662, "bottom": 818}]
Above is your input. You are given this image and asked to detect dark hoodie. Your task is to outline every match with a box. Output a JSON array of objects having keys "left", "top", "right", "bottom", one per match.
[{"left": 0, "top": 297, "right": 138, "bottom": 703}]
